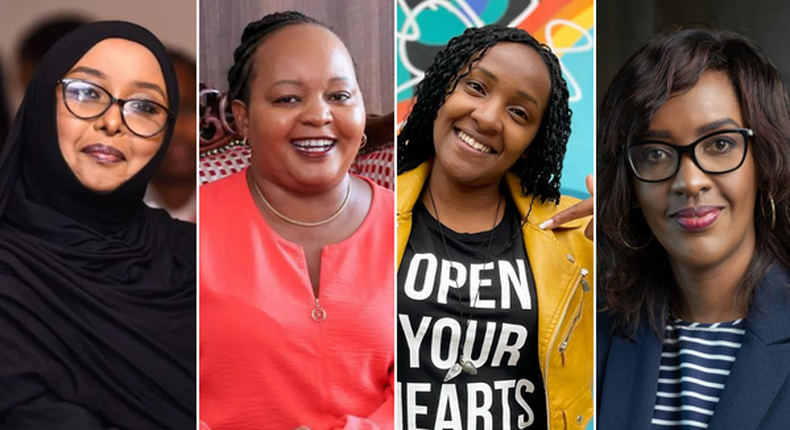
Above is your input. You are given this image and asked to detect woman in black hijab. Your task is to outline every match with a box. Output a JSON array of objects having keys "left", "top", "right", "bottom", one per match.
[{"left": 0, "top": 21, "right": 195, "bottom": 429}]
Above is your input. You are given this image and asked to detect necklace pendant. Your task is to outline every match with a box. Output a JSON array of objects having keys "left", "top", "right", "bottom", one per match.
[
  {"left": 311, "top": 299, "right": 327, "bottom": 322},
  {"left": 461, "top": 359, "right": 478, "bottom": 375},
  {"left": 443, "top": 362, "right": 463, "bottom": 382}
]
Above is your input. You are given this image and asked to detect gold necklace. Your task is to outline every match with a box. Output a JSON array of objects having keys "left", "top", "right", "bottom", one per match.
[{"left": 246, "top": 169, "right": 351, "bottom": 228}]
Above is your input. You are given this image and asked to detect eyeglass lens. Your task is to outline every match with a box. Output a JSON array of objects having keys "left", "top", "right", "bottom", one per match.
[
  {"left": 63, "top": 80, "right": 169, "bottom": 137},
  {"left": 628, "top": 131, "right": 747, "bottom": 181}
]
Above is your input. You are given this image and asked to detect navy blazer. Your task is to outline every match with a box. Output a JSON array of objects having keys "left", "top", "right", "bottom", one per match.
[{"left": 597, "top": 265, "right": 790, "bottom": 429}]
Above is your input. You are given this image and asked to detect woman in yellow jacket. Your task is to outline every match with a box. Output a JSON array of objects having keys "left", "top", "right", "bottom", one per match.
[{"left": 396, "top": 25, "right": 593, "bottom": 430}]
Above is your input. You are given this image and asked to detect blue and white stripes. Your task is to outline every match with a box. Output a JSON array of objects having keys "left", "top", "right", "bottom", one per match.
[{"left": 650, "top": 319, "right": 745, "bottom": 429}]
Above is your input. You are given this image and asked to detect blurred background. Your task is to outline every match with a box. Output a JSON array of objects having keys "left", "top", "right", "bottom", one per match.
[
  {"left": 397, "top": 0, "right": 594, "bottom": 199},
  {"left": 199, "top": 0, "right": 393, "bottom": 118},
  {"left": 598, "top": 0, "right": 790, "bottom": 101},
  {"left": 0, "top": 0, "right": 197, "bottom": 222},
  {"left": 198, "top": 0, "right": 395, "bottom": 189}
]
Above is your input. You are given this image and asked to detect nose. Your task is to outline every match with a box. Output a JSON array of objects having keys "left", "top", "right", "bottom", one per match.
[
  {"left": 670, "top": 154, "right": 713, "bottom": 197},
  {"left": 469, "top": 99, "right": 502, "bottom": 134},
  {"left": 93, "top": 101, "right": 125, "bottom": 136},
  {"left": 300, "top": 96, "right": 332, "bottom": 127}
]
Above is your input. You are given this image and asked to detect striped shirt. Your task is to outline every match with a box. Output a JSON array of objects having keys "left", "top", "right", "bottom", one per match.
[{"left": 650, "top": 318, "right": 745, "bottom": 429}]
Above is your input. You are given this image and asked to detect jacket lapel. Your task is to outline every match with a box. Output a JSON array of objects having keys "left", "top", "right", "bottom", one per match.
[
  {"left": 504, "top": 174, "right": 582, "bottom": 364},
  {"left": 396, "top": 161, "right": 431, "bottom": 269},
  {"left": 598, "top": 322, "right": 663, "bottom": 429},
  {"left": 708, "top": 266, "right": 790, "bottom": 429}
]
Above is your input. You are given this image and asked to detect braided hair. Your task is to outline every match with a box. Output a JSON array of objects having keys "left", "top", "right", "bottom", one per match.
[
  {"left": 227, "top": 11, "right": 329, "bottom": 104},
  {"left": 398, "top": 25, "right": 571, "bottom": 203}
]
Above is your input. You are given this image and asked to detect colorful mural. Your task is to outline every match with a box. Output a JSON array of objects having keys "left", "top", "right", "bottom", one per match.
[{"left": 397, "top": 0, "right": 594, "bottom": 199}]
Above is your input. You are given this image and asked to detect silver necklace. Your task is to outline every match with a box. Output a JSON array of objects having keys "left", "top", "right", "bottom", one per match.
[
  {"left": 427, "top": 186, "right": 501, "bottom": 382},
  {"left": 247, "top": 169, "right": 351, "bottom": 228}
]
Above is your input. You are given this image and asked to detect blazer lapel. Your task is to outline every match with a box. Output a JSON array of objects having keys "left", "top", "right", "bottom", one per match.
[
  {"left": 707, "top": 333, "right": 790, "bottom": 429},
  {"left": 598, "top": 323, "right": 663, "bottom": 429},
  {"left": 708, "top": 266, "right": 790, "bottom": 429}
]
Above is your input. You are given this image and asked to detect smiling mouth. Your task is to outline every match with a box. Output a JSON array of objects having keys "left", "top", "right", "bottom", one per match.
[
  {"left": 670, "top": 207, "right": 723, "bottom": 231},
  {"left": 456, "top": 129, "right": 495, "bottom": 154},
  {"left": 81, "top": 144, "right": 126, "bottom": 164},
  {"left": 291, "top": 139, "right": 337, "bottom": 157}
]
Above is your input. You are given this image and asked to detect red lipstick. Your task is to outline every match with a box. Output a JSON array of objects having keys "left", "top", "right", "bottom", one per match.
[{"left": 670, "top": 206, "right": 723, "bottom": 231}]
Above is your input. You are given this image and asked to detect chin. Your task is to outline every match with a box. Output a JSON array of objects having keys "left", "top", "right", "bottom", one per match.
[
  {"left": 439, "top": 158, "right": 499, "bottom": 187},
  {"left": 663, "top": 238, "right": 729, "bottom": 269},
  {"left": 295, "top": 171, "right": 345, "bottom": 189},
  {"left": 76, "top": 175, "right": 125, "bottom": 193}
]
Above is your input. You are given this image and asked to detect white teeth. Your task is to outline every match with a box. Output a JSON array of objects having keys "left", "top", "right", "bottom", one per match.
[
  {"left": 292, "top": 139, "right": 335, "bottom": 152},
  {"left": 457, "top": 130, "right": 493, "bottom": 154}
]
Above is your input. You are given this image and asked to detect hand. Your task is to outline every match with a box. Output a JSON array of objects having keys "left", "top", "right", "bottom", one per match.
[
  {"left": 293, "top": 426, "right": 312, "bottom": 430},
  {"left": 539, "top": 174, "right": 594, "bottom": 241}
]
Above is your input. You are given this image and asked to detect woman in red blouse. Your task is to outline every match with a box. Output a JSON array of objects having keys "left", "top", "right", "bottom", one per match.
[{"left": 200, "top": 12, "right": 394, "bottom": 430}]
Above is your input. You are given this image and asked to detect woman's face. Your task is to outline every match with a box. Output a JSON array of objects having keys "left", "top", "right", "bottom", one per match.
[
  {"left": 234, "top": 24, "right": 365, "bottom": 192},
  {"left": 431, "top": 42, "right": 551, "bottom": 187},
  {"left": 633, "top": 71, "right": 758, "bottom": 269},
  {"left": 57, "top": 38, "right": 168, "bottom": 192}
]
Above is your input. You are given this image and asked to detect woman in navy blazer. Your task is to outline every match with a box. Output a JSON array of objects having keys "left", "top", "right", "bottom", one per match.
[{"left": 597, "top": 28, "right": 790, "bottom": 429}]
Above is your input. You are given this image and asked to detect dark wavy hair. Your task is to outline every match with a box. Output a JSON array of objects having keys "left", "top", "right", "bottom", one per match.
[
  {"left": 397, "top": 25, "right": 572, "bottom": 203},
  {"left": 227, "top": 11, "right": 329, "bottom": 104},
  {"left": 598, "top": 27, "right": 790, "bottom": 336}
]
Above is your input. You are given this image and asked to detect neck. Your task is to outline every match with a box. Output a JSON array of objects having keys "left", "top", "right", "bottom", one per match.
[
  {"left": 671, "top": 232, "right": 756, "bottom": 323},
  {"left": 249, "top": 168, "right": 350, "bottom": 226},
  {"left": 149, "top": 177, "right": 195, "bottom": 210},
  {"left": 421, "top": 166, "right": 504, "bottom": 233}
]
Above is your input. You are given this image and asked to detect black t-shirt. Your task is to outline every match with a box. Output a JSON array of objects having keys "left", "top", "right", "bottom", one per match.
[{"left": 398, "top": 198, "right": 547, "bottom": 430}]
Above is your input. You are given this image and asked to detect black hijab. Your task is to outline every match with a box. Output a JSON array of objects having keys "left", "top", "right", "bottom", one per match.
[{"left": 0, "top": 21, "right": 195, "bottom": 430}]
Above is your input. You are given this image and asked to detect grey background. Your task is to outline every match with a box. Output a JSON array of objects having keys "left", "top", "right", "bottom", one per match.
[{"left": 598, "top": 0, "right": 790, "bottom": 102}]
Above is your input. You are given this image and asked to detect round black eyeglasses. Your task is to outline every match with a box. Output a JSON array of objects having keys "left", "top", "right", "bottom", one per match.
[{"left": 57, "top": 78, "right": 173, "bottom": 138}]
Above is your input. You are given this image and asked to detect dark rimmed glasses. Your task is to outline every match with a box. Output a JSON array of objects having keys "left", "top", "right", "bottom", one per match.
[
  {"left": 624, "top": 128, "right": 753, "bottom": 182},
  {"left": 57, "top": 78, "right": 173, "bottom": 138}
]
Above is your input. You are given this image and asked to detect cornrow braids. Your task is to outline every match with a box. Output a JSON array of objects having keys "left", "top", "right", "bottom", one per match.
[
  {"left": 227, "top": 11, "right": 328, "bottom": 103},
  {"left": 398, "top": 25, "right": 572, "bottom": 203}
]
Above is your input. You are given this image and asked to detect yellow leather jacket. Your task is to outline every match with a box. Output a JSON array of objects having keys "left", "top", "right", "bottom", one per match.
[{"left": 397, "top": 161, "right": 593, "bottom": 430}]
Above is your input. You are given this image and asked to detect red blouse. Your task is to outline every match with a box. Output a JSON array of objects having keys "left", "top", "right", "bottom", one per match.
[{"left": 200, "top": 170, "right": 394, "bottom": 430}]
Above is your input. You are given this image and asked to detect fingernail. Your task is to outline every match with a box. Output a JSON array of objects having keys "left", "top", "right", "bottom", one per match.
[{"left": 539, "top": 219, "right": 554, "bottom": 230}]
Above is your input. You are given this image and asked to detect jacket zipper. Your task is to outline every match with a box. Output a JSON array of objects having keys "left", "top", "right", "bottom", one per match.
[
  {"left": 543, "top": 267, "right": 589, "bottom": 430},
  {"left": 558, "top": 268, "right": 589, "bottom": 364}
]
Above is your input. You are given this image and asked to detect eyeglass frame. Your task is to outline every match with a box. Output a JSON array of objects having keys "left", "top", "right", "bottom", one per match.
[
  {"left": 56, "top": 78, "right": 175, "bottom": 138},
  {"left": 622, "top": 128, "right": 754, "bottom": 183}
]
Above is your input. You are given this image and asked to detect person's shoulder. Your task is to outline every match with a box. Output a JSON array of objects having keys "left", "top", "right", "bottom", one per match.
[
  {"left": 597, "top": 302, "right": 618, "bottom": 339},
  {"left": 201, "top": 170, "right": 247, "bottom": 201},
  {"left": 168, "top": 217, "right": 196, "bottom": 240},
  {"left": 200, "top": 170, "right": 250, "bottom": 223},
  {"left": 526, "top": 193, "right": 582, "bottom": 217},
  {"left": 396, "top": 162, "right": 431, "bottom": 213},
  {"left": 369, "top": 178, "right": 394, "bottom": 203},
  {"left": 146, "top": 209, "right": 196, "bottom": 250},
  {"left": 360, "top": 175, "right": 394, "bottom": 220},
  {"left": 518, "top": 193, "right": 588, "bottom": 235}
]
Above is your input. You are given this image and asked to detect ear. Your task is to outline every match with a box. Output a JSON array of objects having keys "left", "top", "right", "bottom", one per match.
[{"left": 231, "top": 99, "right": 250, "bottom": 137}]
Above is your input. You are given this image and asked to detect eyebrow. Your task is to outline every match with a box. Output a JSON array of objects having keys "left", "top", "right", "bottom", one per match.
[
  {"left": 644, "top": 117, "right": 742, "bottom": 140},
  {"left": 132, "top": 80, "right": 167, "bottom": 100},
  {"left": 696, "top": 118, "right": 741, "bottom": 135},
  {"left": 68, "top": 66, "right": 106, "bottom": 79},
  {"left": 67, "top": 66, "right": 167, "bottom": 100},
  {"left": 474, "top": 66, "right": 540, "bottom": 108},
  {"left": 271, "top": 77, "right": 351, "bottom": 88}
]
